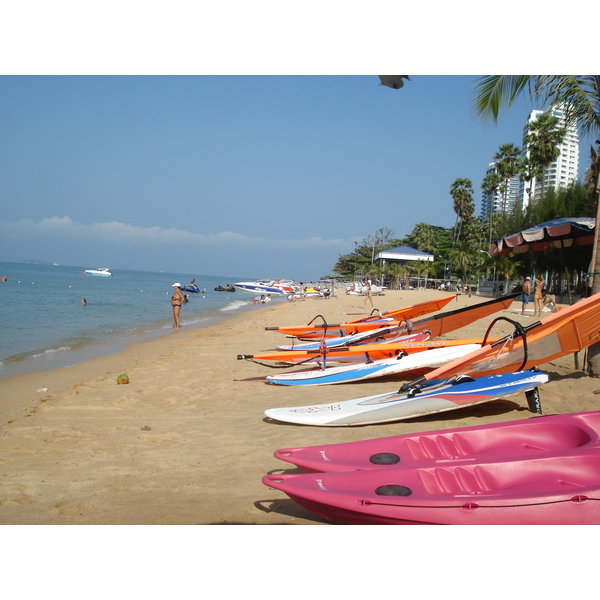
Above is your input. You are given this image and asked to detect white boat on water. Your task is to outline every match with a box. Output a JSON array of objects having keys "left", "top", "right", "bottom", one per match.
[
  {"left": 84, "top": 268, "right": 112, "bottom": 276},
  {"left": 234, "top": 279, "right": 294, "bottom": 295}
]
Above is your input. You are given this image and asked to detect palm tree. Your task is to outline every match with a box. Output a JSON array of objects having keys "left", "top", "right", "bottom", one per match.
[
  {"left": 494, "top": 143, "right": 522, "bottom": 213},
  {"left": 472, "top": 74, "right": 600, "bottom": 376},
  {"left": 481, "top": 171, "right": 503, "bottom": 246},
  {"left": 472, "top": 76, "right": 600, "bottom": 136},
  {"left": 496, "top": 255, "right": 519, "bottom": 294},
  {"left": 449, "top": 240, "right": 474, "bottom": 284},
  {"left": 450, "top": 178, "right": 474, "bottom": 248},
  {"left": 387, "top": 262, "right": 407, "bottom": 290},
  {"left": 524, "top": 112, "right": 566, "bottom": 200},
  {"left": 585, "top": 142, "right": 600, "bottom": 206},
  {"left": 519, "top": 156, "right": 543, "bottom": 208}
]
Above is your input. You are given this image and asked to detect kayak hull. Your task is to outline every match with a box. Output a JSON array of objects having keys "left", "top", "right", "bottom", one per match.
[
  {"left": 273, "top": 411, "right": 600, "bottom": 473},
  {"left": 263, "top": 452, "right": 600, "bottom": 524}
]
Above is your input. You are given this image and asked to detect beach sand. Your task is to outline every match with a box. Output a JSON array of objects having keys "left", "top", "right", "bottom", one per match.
[{"left": 1, "top": 288, "right": 599, "bottom": 525}]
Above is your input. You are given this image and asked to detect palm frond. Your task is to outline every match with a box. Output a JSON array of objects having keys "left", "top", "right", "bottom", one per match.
[
  {"left": 471, "top": 76, "right": 533, "bottom": 122},
  {"left": 534, "top": 76, "right": 599, "bottom": 135}
]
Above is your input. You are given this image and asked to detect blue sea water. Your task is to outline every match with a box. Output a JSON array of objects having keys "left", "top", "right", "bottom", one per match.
[{"left": 0, "top": 262, "right": 276, "bottom": 379}]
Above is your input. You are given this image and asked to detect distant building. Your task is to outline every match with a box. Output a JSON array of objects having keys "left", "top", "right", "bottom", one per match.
[
  {"left": 480, "top": 162, "right": 521, "bottom": 219},
  {"left": 519, "top": 104, "right": 579, "bottom": 209}
]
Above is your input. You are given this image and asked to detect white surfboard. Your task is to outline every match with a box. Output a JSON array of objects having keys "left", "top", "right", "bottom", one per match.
[{"left": 264, "top": 370, "right": 549, "bottom": 426}]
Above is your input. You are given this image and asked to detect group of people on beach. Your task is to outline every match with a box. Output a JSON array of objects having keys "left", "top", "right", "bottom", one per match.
[{"left": 521, "top": 276, "right": 557, "bottom": 316}]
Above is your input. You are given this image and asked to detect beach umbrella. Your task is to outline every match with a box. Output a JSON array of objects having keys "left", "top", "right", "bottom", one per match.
[{"left": 489, "top": 217, "right": 596, "bottom": 257}]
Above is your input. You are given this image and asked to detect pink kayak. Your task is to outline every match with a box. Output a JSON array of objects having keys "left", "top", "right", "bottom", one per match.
[
  {"left": 263, "top": 452, "right": 600, "bottom": 524},
  {"left": 273, "top": 412, "right": 600, "bottom": 473}
]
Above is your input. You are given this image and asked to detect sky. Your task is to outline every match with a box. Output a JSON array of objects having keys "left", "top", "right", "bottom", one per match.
[{"left": 1, "top": 6, "right": 596, "bottom": 282}]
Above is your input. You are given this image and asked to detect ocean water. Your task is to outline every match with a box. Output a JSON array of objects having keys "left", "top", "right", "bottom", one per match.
[{"left": 0, "top": 262, "right": 279, "bottom": 379}]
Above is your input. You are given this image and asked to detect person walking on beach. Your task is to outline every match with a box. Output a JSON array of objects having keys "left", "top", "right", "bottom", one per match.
[
  {"left": 533, "top": 276, "right": 544, "bottom": 316},
  {"left": 521, "top": 277, "right": 531, "bottom": 314},
  {"left": 171, "top": 283, "right": 184, "bottom": 330},
  {"left": 363, "top": 279, "right": 373, "bottom": 309}
]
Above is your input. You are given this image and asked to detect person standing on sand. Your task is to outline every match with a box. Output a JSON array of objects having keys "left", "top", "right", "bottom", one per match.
[
  {"left": 363, "top": 279, "right": 373, "bottom": 309},
  {"left": 521, "top": 277, "right": 531, "bottom": 314},
  {"left": 533, "top": 276, "right": 544, "bottom": 316},
  {"left": 171, "top": 283, "right": 184, "bottom": 330}
]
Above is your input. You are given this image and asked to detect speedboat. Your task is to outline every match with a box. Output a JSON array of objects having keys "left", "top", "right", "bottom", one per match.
[
  {"left": 234, "top": 279, "right": 294, "bottom": 295},
  {"left": 84, "top": 268, "right": 112, "bottom": 276}
]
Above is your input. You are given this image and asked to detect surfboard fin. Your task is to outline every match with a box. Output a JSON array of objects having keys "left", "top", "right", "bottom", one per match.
[{"left": 526, "top": 387, "right": 543, "bottom": 414}]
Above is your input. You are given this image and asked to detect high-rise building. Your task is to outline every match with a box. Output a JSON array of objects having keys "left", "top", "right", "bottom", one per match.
[
  {"left": 480, "top": 162, "right": 521, "bottom": 219},
  {"left": 519, "top": 104, "right": 579, "bottom": 209}
]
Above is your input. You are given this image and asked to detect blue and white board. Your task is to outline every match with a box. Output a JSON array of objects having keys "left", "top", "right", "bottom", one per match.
[
  {"left": 265, "top": 344, "right": 481, "bottom": 386},
  {"left": 264, "top": 370, "right": 549, "bottom": 426}
]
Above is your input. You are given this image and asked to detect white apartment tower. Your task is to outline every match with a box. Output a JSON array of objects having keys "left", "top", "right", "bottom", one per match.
[
  {"left": 480, "top": 162, "right": 521, "bottom": 219},
  {"left": 519, "top": 104, "right": 579, "bottom": 209}
]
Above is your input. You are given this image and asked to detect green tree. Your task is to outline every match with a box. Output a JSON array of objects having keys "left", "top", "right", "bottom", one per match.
[
  {"left": 403, "top": 222, "right": 447, "bottom": 255},
  {"left": 448, "top": 240, "right": 474, "bottom": 283},
  {"left": 450, "top": 178, "right": 475, "bottom": 247},
  {"left": 494, "top": 143, "right": 522, "bottom": 213},
  {"left": 585, "top": 142, "right": 600, "bottom": 208},
  {"left": 387, "top": 262, "right": 408, "bottom": 290},
  {"left": 481, "top": 171, "right": 503, "bottom": 246},
  {"left": 472, "top": 76, "right": 600, "bottom": 136},
  {"left": 519, "top": 156, "right": 543, "bottom": 207},
  {"left": 524, "top": 112, "right": 566, "bottom": 199}
]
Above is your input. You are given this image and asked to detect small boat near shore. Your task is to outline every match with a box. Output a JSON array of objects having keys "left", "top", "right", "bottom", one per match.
[
  {"left": 181, "top": 284, "right": 203, "bottom": 293},
  {"left": 83, "top": 268, "right": 112, "bottom": 276},
  {"left": 234, "top": 279, "right": 295, "bottom": 295},
  {"left": 214, "top": 284, "right": 235, "bottom": 292}
]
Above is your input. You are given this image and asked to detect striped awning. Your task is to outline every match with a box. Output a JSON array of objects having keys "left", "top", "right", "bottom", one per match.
[{"left": 489, "top": 217, "right": 596, "bottom": 256}]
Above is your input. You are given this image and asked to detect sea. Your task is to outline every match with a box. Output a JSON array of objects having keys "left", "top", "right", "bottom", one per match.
[{"left": 0, "top": 262, "right": 282, "bottom": 379}]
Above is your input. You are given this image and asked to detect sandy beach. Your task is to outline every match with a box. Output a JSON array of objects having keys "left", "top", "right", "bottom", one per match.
[{"left": 1, "top": 287, "right": 599, "bottom": 526}]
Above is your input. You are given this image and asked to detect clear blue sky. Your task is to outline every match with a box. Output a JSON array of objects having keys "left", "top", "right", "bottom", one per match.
[
  {"left": 1, "top": 5, "right": 595, "bottom": 282},
  {"left": 4, "top": 75, "right": 592, "bottom": 281}
]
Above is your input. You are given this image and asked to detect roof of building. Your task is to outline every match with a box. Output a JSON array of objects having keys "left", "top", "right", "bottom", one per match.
[{"left": 376, "top": 245, "right": 434, "bottom": 262}]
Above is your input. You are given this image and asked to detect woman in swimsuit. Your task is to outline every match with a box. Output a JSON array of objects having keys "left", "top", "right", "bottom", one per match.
[
  {"left": 533, "top": 276, "right": 544, "bottom": 317},
  {"left": 171, "top": 283, "right": 184, "bottom": 330}
]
